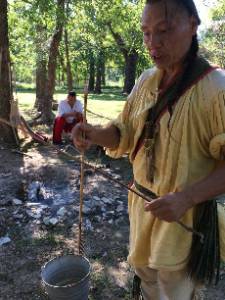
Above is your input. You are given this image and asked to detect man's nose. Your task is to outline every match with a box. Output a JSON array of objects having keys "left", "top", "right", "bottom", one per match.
[{"left": 145, "top": 33, "right": 162, "bottom": 49}]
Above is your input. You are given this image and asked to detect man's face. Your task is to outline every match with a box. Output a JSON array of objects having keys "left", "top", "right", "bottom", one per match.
[
  {"left": 68, "top": 95, "right": 76, "bottom": 104},
  {"left": 141, "top": 1, "right": 197, "bottom": 70}
]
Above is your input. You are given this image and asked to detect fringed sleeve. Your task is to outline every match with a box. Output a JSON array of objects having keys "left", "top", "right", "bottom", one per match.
[
  {"left": 106, "top": 81, "right": 139, "bottom": 158},
  {"left": 218, "top": 203, "right": 225, "bottom": 261},
  {"left": 209, "top": 90, "right": 225, "bottom": 160},
  {"left": 106, "top": 100, "right": 132, "bottom": 158}
]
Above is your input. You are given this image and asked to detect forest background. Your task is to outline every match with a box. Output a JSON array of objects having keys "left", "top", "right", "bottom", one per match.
[
  {"left": 0, "top": 1, "right": 225, "bottom": 299},
  {"left": 0, "top": 0, "right": 225, "bottom": 144}
]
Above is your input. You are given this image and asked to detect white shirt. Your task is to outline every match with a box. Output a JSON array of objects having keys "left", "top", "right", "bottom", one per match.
[{"left": 57, "top": 99, "right": 83, "bottom": 123}]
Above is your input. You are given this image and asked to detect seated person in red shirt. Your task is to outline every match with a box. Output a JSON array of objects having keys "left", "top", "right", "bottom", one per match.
[{"left": 53, "top": 91, "right": 83, "bottom": 144}]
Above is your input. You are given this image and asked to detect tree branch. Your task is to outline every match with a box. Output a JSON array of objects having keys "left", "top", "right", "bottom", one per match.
[{"left": 107, "top": 22, "right": 128, "bottom": 57}]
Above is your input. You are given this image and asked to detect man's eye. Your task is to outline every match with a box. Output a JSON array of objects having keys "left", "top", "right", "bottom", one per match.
[
  {"left": 159, "top": 28, "right": 167, "bottom": 33},
  {"left": 143, "top": 32, "right": 151, "bottom": 37}
]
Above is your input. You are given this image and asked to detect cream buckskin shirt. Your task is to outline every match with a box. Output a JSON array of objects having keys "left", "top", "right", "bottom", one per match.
[{"left": 107, "top": 67, "right": 225, "bottom": 271}]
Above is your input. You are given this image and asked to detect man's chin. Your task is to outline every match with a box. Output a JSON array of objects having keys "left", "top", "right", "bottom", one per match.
[
  {"left": 154, "top": 62, "right": 166, "bottom": 69},
  {"left": 153, "top": 59, "right": 171, "bottom": 71}
]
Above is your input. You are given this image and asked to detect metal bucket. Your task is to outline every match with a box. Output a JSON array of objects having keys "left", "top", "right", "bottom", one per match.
[{"left": 41, "top": 255, "right": 90, "bottom": 300}]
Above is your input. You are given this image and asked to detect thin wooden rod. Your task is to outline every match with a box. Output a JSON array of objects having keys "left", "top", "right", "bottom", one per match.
[{"left": 78, "top": 82, "right": 88, "bottom": 255}]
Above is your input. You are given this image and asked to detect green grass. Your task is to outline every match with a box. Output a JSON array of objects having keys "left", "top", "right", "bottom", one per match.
[{"left": 16, "top": 88, "right": 127, "bottom": 125}]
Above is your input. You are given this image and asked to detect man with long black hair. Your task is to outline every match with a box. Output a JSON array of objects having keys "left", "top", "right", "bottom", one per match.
[{"left": 73, "top": 1, "right": 225, "bottom": 299}]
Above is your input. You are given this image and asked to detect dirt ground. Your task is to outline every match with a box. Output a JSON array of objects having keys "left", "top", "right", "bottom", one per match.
[{"left": 0, "top": 140, "right": 225, "bottom": 299}]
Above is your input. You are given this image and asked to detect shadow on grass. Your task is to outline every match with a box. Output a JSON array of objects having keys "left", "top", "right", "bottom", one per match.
[
  {"left": 17, "top": 86, "right": 126, "bottom": 102},
  {"left": 87, "top": 92, "right": 126, "bottom": 102},
  {"left": 19, "top": 103, "right": 31, "bottom": 109},
  {"left": 82, "top": 87, "right": 126, "bottom": 102}
]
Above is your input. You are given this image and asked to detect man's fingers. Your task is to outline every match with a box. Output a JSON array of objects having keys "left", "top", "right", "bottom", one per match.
[
  {"left": 144, "top": 202, "right": 173, "bottom": 222},
  {"left": 74, "top": 141, "right": 90, "bottom": 152},
  {"left": 75, "top": 140, "right": 88, "bottom": 148},
  {"left": 78, "top": 123, "right": 92, "bottom": 133},
  {"left": 72, "top": 124, "right": 88, "bottom": 141},
  {"left": 74, "top": 137, "right": 91, "bottom": 149},
  {"left": 144, "top": 198, "right": 162, "bottom": 211},
  {"left": 73, "top": 124, "right": 92, "bottom": 151}
]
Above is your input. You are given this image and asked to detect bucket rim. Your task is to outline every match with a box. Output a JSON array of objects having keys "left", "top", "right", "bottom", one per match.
[{"left": 41, "top": 254, "right": 91, "bottom": 289}]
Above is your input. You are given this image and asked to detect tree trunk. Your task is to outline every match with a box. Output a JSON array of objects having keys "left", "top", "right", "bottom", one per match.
[
  {"left": 94, "top": 52, "right": 102, "bottom": 94},
  {"left": 88, "top": 52, "right": 95, "bottom": 91},
  {"left": 123, "top": 51, "right": 138, "bottom": 94},
  {"left": 35, "top": 24, "right": 48, "bottom": 112},
  {"left": 107, "top": 23, "right": 138, "bottom": 94},
  {"left": 42, "top": 0, "right": 65, "bottom": 125},
  {"left": 59, "top": 54, "right": 66, "bottom": 83},
  {"left": 64, "top": 29, "right": 73, "bottom": 90},
  {"left": 0, "top": 0, "right": 16, "bottom": 144},
  {"left": 101, "top": 56, "right": 106, "bottom": 86},
  {"left": 35, "top": 57, "right": 47, "bottom": 111},
  {"left": 216, "top": 24, "right": 225, "bottom": 69}
]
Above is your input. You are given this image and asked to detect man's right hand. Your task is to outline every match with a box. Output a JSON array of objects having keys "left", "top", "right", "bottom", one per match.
[
  {"left": 72, "top": 123, "right": 120, "bottom": 152},
  {"left": 72, "top": 123, "right": 95, "bottom": 152}
]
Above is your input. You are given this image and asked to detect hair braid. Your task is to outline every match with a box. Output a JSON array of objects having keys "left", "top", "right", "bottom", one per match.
[{"left": 167, "top": 34, "right": 199, "bottom": 128}]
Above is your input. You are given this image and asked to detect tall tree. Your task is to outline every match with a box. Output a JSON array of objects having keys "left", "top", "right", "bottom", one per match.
[
  {"left": 108, "top": 23, "right": 138, "bottom": 94},
  {"left": 64, "top": 28, "right": 73, "bottom": 90},
  {"left": 101, "top": 55, "right": 106, "bottom": 86},
  {"left": 0, "top": 0, "right": 16, "bottom": 144},
  {"left": 211, "top": 1, "right": 225, "bottom": 68},
  {"left": 35, "top": 23, "right": 48, "bottom": 112},
  {"left": 64, "top": 1, "right": 73, "bottom": 91},
  {"left": 42, "top": 0, "right": 65, "bottom": 124},
  {"left": 80, "top": 0, "right": 145, "bottom": 94},
  {"left": 88, "top": 51, "right": 95, "bottom": 91},
  {"left": 103, "top": 0, "right": 145, "bottom": 94},
  {"left": 8, "top": 1, "right": 36, "bottom": 85},
  {"left": 201, "top": 0, "right": 225, "bottom": 67},
  {"left": 8, "top": 0, "right": 150, "bottom": 100},
  {"left": 94, "top": 50, "right": 103, "bottom": 94}
]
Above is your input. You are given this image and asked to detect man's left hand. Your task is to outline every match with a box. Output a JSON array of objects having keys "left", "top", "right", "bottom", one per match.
[{"left": 144, "top": 191, "right": 194, "bottom": 222}]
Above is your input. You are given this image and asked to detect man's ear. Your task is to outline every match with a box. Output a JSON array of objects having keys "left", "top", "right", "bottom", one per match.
[{"left": 190, "top": 16, "right": 198, "bottom": 36}]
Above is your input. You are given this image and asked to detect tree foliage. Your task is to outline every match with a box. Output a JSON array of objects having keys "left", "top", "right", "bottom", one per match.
[
  {"left": 201, "top": 0, "right": 225, "bottom": 68},
  {"left": 8, "top": 0, "right": 151, "bottom": 92},
  {"left": 5, "top": 0, "right": 225, "bottom": 105}
]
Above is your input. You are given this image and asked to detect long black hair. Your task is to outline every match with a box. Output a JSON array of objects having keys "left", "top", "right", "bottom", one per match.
[
  {"left": 146, "top": 0, "right": 201, "bottom": 25},
  {"left": 146, "top": 0, "right": 201, "bottom": 128}
]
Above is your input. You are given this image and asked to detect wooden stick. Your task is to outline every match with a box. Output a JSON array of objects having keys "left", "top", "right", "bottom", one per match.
[
  {"left": 86, "top": 109, "right": 112, "bottom": 121},
  {"left": 78, "top": 81, "right": 89, "bottom": 255},
  {"left": 11, "top": 149, "right": 33, "bottom": 158},
  {"left": 0, "top": 117, "right": 13, "bottom": 127}
]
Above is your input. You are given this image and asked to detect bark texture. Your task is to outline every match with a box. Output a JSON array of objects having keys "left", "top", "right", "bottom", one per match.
[
  {"left": 64, "top": 29, "right": 73, "bottom": 91},
  {"left": 108, "top": 23, "right": 138, "bottom": 94},
  {"left": 35, "top": 24, "right": 47, "bottom": 112},
  {"left": 94, "top": 52, "right": 103, "bottom": 94},
  {"left": 88, "top": 52, "right": 95, "bottom": 92},
  {"left": 123, "top": 51, "right": 138, "bottom": 94},
  {"left": 0, "top": 0, "right": 16, "bottom": 144},
  {"left": 41, "top": 0, "right": 65, "bottom": 124}
]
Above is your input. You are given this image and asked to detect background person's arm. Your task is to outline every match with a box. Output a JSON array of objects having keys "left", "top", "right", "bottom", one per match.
[{"left": 62, "top": 111, "right": 77, "bottom": 118}]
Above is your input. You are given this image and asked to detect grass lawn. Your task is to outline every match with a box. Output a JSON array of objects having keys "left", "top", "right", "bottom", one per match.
[{"left": 16, "top": 88, "right": 127, "bottom": 125}]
